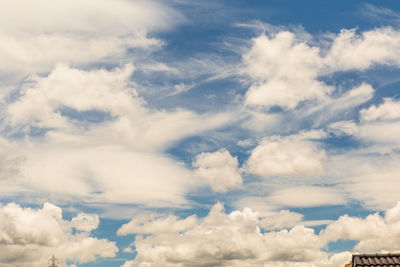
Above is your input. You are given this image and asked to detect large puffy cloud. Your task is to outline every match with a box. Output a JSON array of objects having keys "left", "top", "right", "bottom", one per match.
[
  {"left": 246, "top": 132, "right": 326, "bottom": 178},
  {"left": 326, "top": 27, "right": 400, "bottom": 71},
  {"left": 0, "top": 0, "right": 182, "bottom": 74},
  {"left": 0, "top": 202, "right": 117, "bottom": 267},
  {"left": 321, "top": 202, "right": 400, "bottom": 252},
  {"left": 243, "top": 27, "right": 400, "bottom": 110},
  {"left": 193, "top": 149, "right": 243, "bottom": 192},
  {"left": 235, "top": 197, "right": 334, "bottom": 230},
  {"left": 119, "top": 202, "right": 400, "bottom": 266},
  {"left": 235, "top": 196, "right": 306, "bottom": 229},
  {"left": 119, "top": 203, "right": 333, "bottom": 267},
  {"left": 243, "top": 31, "right": 330, "bottom": 109}
]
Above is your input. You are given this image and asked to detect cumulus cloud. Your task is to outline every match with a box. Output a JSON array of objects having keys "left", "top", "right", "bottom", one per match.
[
  {"left": 119, "top": 203, "right": 330, "bottom": 266},
  {"left": 0, "top": 202, "right": 117, "bottom": 267},
  {"left": 235, "top": 196, "right": 302, "bottom": 219},
  {"left": 243, "top": 27, "right": 400, "bottom": 110},
  {"left": 235, "top": 196, "right": 332, "bottom": 229},
  {"left": 326, "top": 27, "right": 400, "bottom": 71},
  {"left": 246, "top": 133, "right": 325, "bottom": 178},
  {"left": 360, "top": 98, "right": 400, "bottom": 121},
  {"left": 0, "top": 0, "right": 182, "bottom": 74},
  {"left": 70, "top": 213, "right": 99, "bottom": 232},
  {"left": 244, "top": 31, "right": 330, "bottom": 109},
  {"left": 321, "top": 202, "right": 400, "bottom": 251},
  {"left": 118, "top": 202, "right": 400, "bottom": 266},
  {"left": 193, "top": 149, "right": 243, "bottom": 192}
]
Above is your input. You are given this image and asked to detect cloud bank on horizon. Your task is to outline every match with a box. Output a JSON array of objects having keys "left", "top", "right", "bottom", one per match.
[{"left": 1, "top": 0, "right": 400, "bottom": 266}]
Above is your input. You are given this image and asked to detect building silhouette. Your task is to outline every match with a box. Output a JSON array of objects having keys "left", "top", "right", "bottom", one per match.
[
  {"left": 345, "top": 253, "right": 400, "bottom": 266},
  {"left": 48, "top": 254, "right": 59, "bottom": 267}
]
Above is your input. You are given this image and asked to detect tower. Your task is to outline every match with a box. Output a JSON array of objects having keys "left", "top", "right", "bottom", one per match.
[{"left": 48, "top": 254, "right": 59, "bottom": 267}]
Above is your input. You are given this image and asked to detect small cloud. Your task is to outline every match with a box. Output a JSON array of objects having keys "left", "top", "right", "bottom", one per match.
[{"left": 193, "top": 149, "right": 243, "bottom": 192}]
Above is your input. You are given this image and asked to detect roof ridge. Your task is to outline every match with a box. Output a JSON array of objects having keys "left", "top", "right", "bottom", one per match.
[{"left": 354, "top": 253, "right": 400, "bottom": 257}]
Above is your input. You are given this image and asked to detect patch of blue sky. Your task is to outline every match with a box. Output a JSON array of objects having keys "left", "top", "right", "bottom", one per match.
[
  {"left": 292, "top": 201, "right": 374, "bottom": 222},
  {"left": 323, "top": 134, "right": 364, "bottom": 151},
  {"left": 58, "top": 107, "right": 113, "bottom": 124},
  {"left": 327, "top": 240, "right": 359, "bottom": 253}
]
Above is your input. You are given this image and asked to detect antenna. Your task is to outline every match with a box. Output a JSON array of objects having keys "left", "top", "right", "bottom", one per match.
[{"left": 48, "top": 254, "right": 59, "bottom": 267}]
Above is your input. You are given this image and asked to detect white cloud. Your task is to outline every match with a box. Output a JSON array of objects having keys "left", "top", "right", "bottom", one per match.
[
  {"left": 7, "top": 64, "right": 140, "bottom": 129},
  {"left": 321, "top": 202, "right": 400, "bottom": 252},
  {"left": 326, "top": 27, "right": 400, "bottom": 71},
  {"left": 2, "top": 64, "right": 235, "bottom": 206},
  {"left": 322, "top": 152, "right": 400, "bottom": 210},
  {"left": 360, "top": 98, "right": 400, "bottom": 121},
  {"left": 117, "top": 213, "right": 197, "bottom": 236},
  {"left": 70, "top": 213, "right": 99, "bottom": 232},
  {"left": 0, "top": 202, "right": 117, "bottom": 267},
  {"left": 359, "top": 121, "right": 400, "bottom": 148},
  {"left": 234, "top": 196, "right": 332, "bottom": 231},
  {"left": 244, "top": 32, "right": 330, "bottom": 109},
  {"left": 119, "top": 203, "right": 330, "bottom": 266},
  {"left": 259, "top": 209, "right": 304, "bottom": 230},
  {"left": 266, "top": 186, "right": 346, "bottom": 208},
  {"left": 347, "top": 164, "right": 400, "bottom": 210},
  {"left": 243, "top": 27, "right": 400, "bottom": 111},
  {"left": 0, "top": 0, "right": 182, "bottom": 74},
  {"left": 18, "top": 142, "right": 196, "bottom": 206},
  {"left": 193, "top": 149, "right": 243, "bottom": 192},
  {"left": 305, "top": 83, "right": 374, "bottom": 127},
  {"left": 246, "top": 133, "right": 325, "bottom": 178},
  {"left": 119, "top": 201, "right": 400, "bottom": 266},
  {"left": 7, "top": 64, "right": 233, "bottom": 150}
]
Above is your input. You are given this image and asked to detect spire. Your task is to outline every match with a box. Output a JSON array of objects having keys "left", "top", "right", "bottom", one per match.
[{"left": 48, "top": 254, "right": 59, "bottom": 267}]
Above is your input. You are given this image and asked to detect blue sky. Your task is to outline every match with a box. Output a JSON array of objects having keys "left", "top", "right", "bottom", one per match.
[{"left": 1, "top": 1, "right": 400, "bottom": 266}]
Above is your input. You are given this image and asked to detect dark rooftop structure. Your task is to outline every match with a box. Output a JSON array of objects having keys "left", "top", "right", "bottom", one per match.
[
  {"left": 346, "top": 253, "right": 400, "bottom": 267},
  {"left": 48, "top": 254, "right": 59, "bottom": 267}
]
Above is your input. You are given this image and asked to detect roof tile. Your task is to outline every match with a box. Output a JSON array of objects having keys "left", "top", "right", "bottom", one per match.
[{"left": 349, "top": 254, "right": 400, "bottom": 267}]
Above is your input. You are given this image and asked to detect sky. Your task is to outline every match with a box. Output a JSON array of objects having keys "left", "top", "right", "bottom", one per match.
[{"left": 1, "top": 0, "right": 400, "bottom": 266}]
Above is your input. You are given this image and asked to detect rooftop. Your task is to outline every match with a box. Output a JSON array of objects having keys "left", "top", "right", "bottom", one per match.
[{"left": 348, "top": 253, "right": 400, "bottom": 267}]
